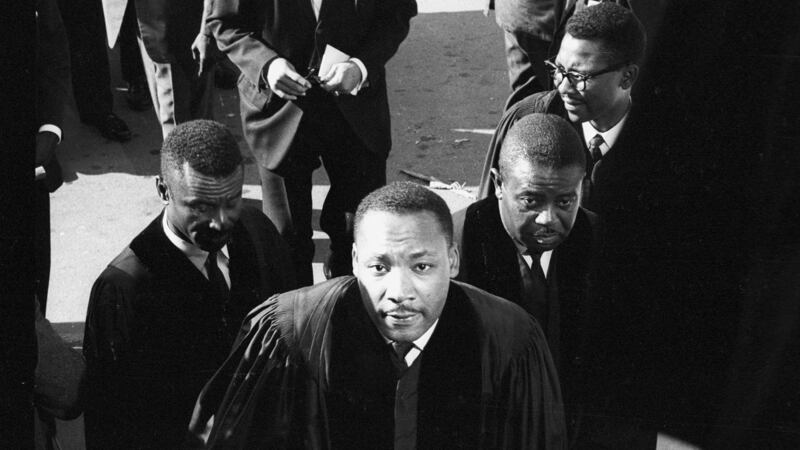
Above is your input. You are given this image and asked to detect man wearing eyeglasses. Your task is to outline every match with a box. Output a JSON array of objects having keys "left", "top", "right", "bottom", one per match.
[
  {"left": 476, "top": 3, "right": 687, "bottom": 447},
  {"left": 478, "top": 2, "right": 646, "bottom": 213}
]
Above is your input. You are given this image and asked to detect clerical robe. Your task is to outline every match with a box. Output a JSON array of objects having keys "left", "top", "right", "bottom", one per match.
[{"left": 188, "top": 277, "right": 566, "bottom": 449}]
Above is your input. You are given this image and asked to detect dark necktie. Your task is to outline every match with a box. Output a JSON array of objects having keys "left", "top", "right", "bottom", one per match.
[
  {"left": 589, "top": 134, "right": 605, "bottom": 169},
  {"left": 205, "top": 251, "right": 231, "bottom": 331},
  {"left": 391, "top": 341, "right": 415, "bottom": 372},
  {"left": 518, "top": 252, "right": 549, "bottom": 331}
]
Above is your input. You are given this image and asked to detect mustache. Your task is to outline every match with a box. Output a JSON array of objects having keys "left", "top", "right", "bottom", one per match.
[{"left": 380, "top": 307, "right": 420, "bottom": 317}]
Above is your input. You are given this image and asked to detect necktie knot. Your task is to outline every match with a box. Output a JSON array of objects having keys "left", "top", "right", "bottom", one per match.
[
  {"left": 589, "top": 134, "right": 605, "bottom": 164},
  {"left": 392, "top": 341, "right": 415, "bottom": 359}
]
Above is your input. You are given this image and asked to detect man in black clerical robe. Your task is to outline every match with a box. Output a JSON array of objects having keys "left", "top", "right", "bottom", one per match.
[
  {"left": 455, "top": 114, "right": 601, "bottom": 442},
  {"left": 189, "top": 182, "right": 566, "bottom": 449},
  {"left": 83, "top": 121, "right": 296, "bottom": 448}
]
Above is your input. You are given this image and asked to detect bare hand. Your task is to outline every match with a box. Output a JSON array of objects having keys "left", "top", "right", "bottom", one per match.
[
  {"left": 191, "top": 33, "right": 213, "bottom": 77},
  {"left": 320, "top": 62, "right": 362, "bottom": 96},
  {"left": 266, "top": 58, "right": 311, "bottom": 100},
  {"left": 36, "top": 131, "right": 58, "bottom": 166}
]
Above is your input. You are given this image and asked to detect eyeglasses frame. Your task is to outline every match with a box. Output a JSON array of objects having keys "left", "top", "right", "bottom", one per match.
[{"left": 544, "top": 59, "right": 630, "bottom": 91}]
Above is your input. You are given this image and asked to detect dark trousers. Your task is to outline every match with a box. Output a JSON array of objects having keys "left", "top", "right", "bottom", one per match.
[
  {"left": 57, "top": 0, "right": 112, "bottom": 123},
  {"left": 34, "top": 185, "right": 50, "bottom": 311},
  {"left": 119, "top": 0, "right": 145, "bottom": 86},
  {"left": 503, "top": 29, "right": 553, "bottom": 92},
  {"left": 264, "top": 92, "right": 385, "bottom": 286}
]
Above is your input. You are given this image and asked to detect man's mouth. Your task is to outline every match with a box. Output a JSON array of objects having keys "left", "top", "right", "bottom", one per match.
[{"left": 382, "top": 310, "right": 418, "bottom": 321}]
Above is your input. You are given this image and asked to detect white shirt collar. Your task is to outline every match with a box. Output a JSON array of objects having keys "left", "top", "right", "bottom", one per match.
[
  {"left": 161, "top": 212, "right": 229, "bottom": 276},
  {"left": 499, "top": 202, "right": 555, "bottom": 277},
  {"left": 522, "top": 251, "right": 553, "bottom": 278},
  {"left": 382, "top": 319, "right": 439, "bottom": 367},
  {"left": 582, "top": 110, "right": 629, "bottom": 157}
]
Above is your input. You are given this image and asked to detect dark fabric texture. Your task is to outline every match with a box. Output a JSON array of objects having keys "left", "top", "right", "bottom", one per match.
[
  {"left": 455, "top": 198, "right": 601, "bottom": 416},
  {"left": 188, "top": 277, "right": 567, "bottom": 449},
  {"left": 208, "top": 0, "right": 418, "bottom": 169},
  {"left": 103, "top": 0, "right": 204, "bottom": 64},
  {"left": 57, "top": 0, "right": 114, "bottom": 123},
  {"left": 83, "top": 207, "right": 296, "bottom": 449},
  {"left": 35, "top": 0, "right": 70, "bottom": 309}
]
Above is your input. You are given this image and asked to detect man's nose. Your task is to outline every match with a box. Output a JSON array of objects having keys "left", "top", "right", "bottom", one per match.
[
  {"left": 555, "top": 75, "right": 574, "bottom": 94},
  {"left": 535, "top": 204, "right": 556, "bottom": 227},
  {"left": 209, "top": 207, "right": 234, "bottom": 231},
  {"left": 385, "top": 269, "right": 414, "bottom": 304}
]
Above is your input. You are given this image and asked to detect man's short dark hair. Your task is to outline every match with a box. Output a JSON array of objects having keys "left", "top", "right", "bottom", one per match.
[
  {"left": 498, "top": 113, "right": 586, "bottom": 178},
  {"left": 160, "top": 119, "right": 242, "bottom": 179},
  {"left": 565, "top": 2, "right": 646, "bottom": 65},
  {"left": 355, "top": 182, "right": 454, "bottom": 246}
]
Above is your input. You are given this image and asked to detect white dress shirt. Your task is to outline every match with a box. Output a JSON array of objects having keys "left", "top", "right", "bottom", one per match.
[
  {"left": 383, "top": 319, "right": 439, "bottom": 367},
  {"left": 162, "top": 214, "right": 231, "bottom": 288},
  {"left": 582, "top": 110, "right": 629, "bottom": 157}
]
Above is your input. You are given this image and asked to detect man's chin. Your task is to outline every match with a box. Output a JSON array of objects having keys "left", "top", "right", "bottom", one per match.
[
  {"left": 195, "top": 234, "right": 230, "bottom": 252},
  {"left": 526, "top": 236, "right": 563, "bottom": 253},
  {"left": 380, "top": 322, "right": 424, "bottom": 343}
]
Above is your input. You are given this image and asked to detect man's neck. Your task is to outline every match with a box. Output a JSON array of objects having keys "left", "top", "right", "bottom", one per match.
[{"left": 589, "top": 97, "right": 631, "bottom": 132}]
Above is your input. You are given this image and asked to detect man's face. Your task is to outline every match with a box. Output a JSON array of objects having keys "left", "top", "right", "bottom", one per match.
[
  {"left": 555, "top": 33, "right": 633, "bottom": 129},
  {"left": 159, "top": 163, "right": 244, "bottom": 252},
  {"left": 493, "top": 162, "right": 584, "bottom": 254},
  {"left": 352, "top": 210, "right": 459, "bottom": 343}
]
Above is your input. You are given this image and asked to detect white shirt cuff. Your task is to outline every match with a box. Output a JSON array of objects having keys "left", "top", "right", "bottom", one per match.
[
  {"left": 38, "top": 124, "right": 62, "bottom": 143},
  {"left": 348, "top": 58, "right": 368, "bottom": 95}
]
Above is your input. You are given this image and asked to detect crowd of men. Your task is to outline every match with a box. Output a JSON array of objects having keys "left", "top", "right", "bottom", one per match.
[{"left": 29, "top": 0, "right": 800, "bottom": 448}]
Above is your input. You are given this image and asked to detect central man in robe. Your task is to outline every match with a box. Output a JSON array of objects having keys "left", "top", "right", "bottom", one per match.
[{"left": 189, "top": 182, "right": 566, "bottom": 449}]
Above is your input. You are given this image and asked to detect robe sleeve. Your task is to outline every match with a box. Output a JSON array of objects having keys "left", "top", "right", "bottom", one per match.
[
  {"left": 495, "top": 318, "right": 567, "bottom": 449},
  {"left": 82, "top": 267, "right": 150, "bottom": 449},
  {"left": 188, "top": 295, "right": 309, "bottom": 449}
]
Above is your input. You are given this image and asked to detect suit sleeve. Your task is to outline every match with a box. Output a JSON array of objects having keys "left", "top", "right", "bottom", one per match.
[
  {"left": 351, "top": 0, "right": 417, "bottom": 87},
  {"left": 207, "top": 0, "right": 280, "bottom": 90},
  {"left": 36, "top": 0, "right": 71, "bottom": 128}
]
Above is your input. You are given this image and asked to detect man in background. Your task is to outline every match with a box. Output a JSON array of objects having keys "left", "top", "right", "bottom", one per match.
[{"left": 83, "top": 120, "right": 295, "bottom": 448}]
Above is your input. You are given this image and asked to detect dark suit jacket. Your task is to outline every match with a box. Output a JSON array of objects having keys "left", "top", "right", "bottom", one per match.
[
  {"left": 208, "top": 0, "right": 417, "bottom": 169},
  {"left": 83, "top": 207, "right": 296, "bottom": 449},
  {"left": 36, "top": 0, "right": 70, "bottom": 191},
  {"left": 102, "top": 0, "right": 203, "bottom": 63},
  {"left": 454, "top": 196, "right": 601, "bottom": 409}
]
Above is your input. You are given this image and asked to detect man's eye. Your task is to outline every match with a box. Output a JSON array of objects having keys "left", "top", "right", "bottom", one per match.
[
  {"left": 520, "top": 197, "right": 538, "bottom": 208},
  {"left": 192, "top": 204, "right": 210, "bottom": 213},
  {"left": 415, "top": 263, "right": 432, "bottom": 272},
  {"left": 558, "top": 198, "right": 575, "bottom": 208},
  {"left": 369, "top": 264, "right": 388, "bottom": 273}
]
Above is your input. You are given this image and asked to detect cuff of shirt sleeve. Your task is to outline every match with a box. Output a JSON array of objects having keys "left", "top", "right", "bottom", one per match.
[
  {"left": 348, "top": 58, "right": 368, "bottom": 95},
  {"left": 39, "top": 124, "right": 62, "bottom": 143}
]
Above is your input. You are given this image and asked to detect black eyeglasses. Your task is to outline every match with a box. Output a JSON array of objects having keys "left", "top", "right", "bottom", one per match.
[{"left": 545, "top": 59, "right": 628, "bottom": 91}]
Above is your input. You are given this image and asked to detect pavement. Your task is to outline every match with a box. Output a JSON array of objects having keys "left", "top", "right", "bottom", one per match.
[{"left": 46, "top": 3, "right": 506, "bottom": 447}]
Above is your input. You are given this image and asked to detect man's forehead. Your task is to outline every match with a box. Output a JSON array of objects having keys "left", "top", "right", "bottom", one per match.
[
  {"left": 508, "top": 163, "right": 584, "bottom": 186},
  {"left": 174, "top": 163, "right": 243, "bottom": 195},
  {"left": 558, "top": 34, "right": 610, "bottom": 63},
  {"left": 356, "top": 210, "right": 447, "bottom": 243}
]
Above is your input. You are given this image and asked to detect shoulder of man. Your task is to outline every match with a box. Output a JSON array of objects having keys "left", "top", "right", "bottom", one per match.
[
  {"left": 451, "top": 280, "right": 544, "bottom": 353},
  {"left": 240, "top": 276, "right": 357, "bottom": 348}
]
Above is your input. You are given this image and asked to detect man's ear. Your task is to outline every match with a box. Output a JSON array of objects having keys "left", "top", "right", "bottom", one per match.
[
  {"left": 490, "top": 168, "right": 503, "bottom": 199},
  {"left": 155, "top": 176, "right": 169, "bottom": 203},
  {"left": 448, "top": 243, "right": 460, "bottom": 278},
  {"left": 621, "top": 63, "right": 639, "bottom": 90},
  {"left": 351, "top": 243, "right": 358, "bottom": 276}
]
